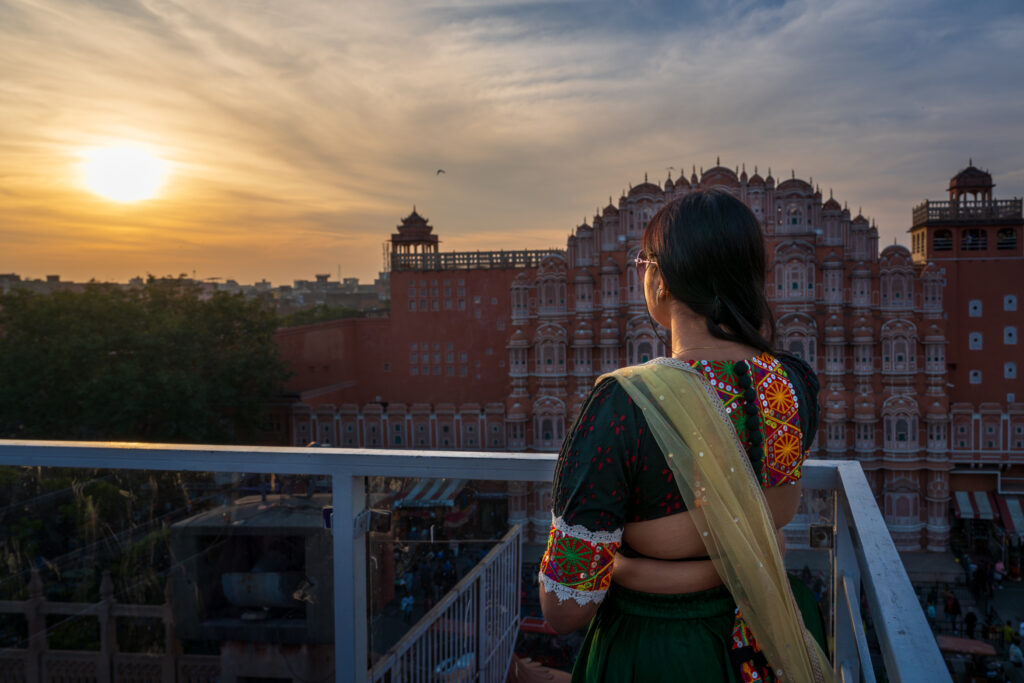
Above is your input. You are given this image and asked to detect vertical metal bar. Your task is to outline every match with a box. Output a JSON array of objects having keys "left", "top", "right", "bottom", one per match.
[
  {"left": 831, "top": 485, "right": 856, "bottom": 683},
  {"left": 333, "top": 472, "right": 368, "bottom": 683},
  {"left": 841, "top": 574, "right": 877, "bottom": 683},
  {"left": 834, "top": 483, "right": 861, "bottom": 682}
]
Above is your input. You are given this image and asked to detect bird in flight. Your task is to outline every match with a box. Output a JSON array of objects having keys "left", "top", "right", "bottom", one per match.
[{"left": 436, "top": 169, "right": 446, "bottom": 175}]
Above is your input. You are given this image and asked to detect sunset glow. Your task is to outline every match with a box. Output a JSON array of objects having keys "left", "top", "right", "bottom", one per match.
[{"left": 80, "top": 146, "right": 168, "bottom": 202}]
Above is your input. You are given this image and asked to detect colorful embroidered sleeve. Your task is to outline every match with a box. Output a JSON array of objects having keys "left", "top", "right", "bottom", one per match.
[
  {"left": 753, "top": 353, "right": 820, "bottom": 488},
  {"left": 540, "top": 379, "right": 634, "bottom": 605}
]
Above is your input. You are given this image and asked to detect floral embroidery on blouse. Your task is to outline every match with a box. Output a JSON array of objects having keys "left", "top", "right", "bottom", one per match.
[{"left": 539, "top": 515, "right": 621, "bottom": 605}]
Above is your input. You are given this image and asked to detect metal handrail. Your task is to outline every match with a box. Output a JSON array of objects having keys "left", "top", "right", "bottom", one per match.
[{"left": 0, "top": 441, "right": 947, "bottom": 682}]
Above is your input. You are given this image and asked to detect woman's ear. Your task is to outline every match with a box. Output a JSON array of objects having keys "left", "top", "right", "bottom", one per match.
[{"left": 658, "top": 275, "right": 671, "bottom": 300}]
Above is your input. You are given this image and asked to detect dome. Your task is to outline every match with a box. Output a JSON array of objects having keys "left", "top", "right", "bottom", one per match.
[
  {"left": 949, "top": 161, "right": 993, "bottom": 194},
  {"left": 674, "top": 174, "right": 690, "bottom": 189},
  {"left": 628, "top": 175, "right": 662, "bottom": 197},
  {"left": 603, "top": 201, "right": 619, "bottom": 216},
  {"left": 825, "top": 314, "right": 844, "bottom": 334},
  {"left": 599, "top": 316, "right": 619, "bottom": 342},
  {"left": 823, "top": 197, "right": 841, "bottom": 211},
  {"left": 824, "top": 388, "right": 847, "bottom": 419},
  {"left": 508, "top": 329, "right": 529, "bottom": 348},
  {"left": 573, "top": 319, "right": 594, "bottom": 339},
  {"left": 776, "top": 177, "right": 813, "bottom": 194},
  {"left": 700, "top": 163, "right": 740, "bottom": 187},
  {"left": 852, "top": 213, "right": 869, "bottom": 226},
  {"left": 854, "top": 392, "right": 876, "bottom": 416},
  {"left": 748, "top": 171, "right": 764, "bottom": 187},
  {"left": 664, "top": 175, "right": 674, "bottom": 191}
]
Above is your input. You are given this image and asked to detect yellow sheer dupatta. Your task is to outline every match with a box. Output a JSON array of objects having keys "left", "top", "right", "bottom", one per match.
[{"left": 603, "top": 361, "right": 832, "bottom": 683}]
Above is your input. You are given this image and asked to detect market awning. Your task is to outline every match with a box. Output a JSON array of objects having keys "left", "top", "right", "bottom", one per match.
[
  {"left": 997, "top": 496, "right": 1024, "bottom": 539},
  {"left": 394, "top": 478, "right": 466, "bottom": 508},
  {"left": 444, "top": 502, "right": 478, "bottom": 528},
  {"left": 936, "top": 634, "right": 997, "bottom": 657},
  {"left": 952, "top": 490, "right": 1000, "bottom": 521}
]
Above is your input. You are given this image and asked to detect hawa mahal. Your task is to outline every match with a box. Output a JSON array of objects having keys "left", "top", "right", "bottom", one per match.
[{"left": 275, "top": 161, "right": 1023, "bottom": 554}]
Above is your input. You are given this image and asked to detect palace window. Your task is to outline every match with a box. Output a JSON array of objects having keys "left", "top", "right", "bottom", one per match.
[
  {"left": 969, "top": 370, "right": 982, "bottom": 384},
  {"left": 933, "top": 230, "right": 952, "bottom": 251},
  {"left": 854, "top": 344, "right": 873, "bottom": 373},
  {"left": 1007, "top": 295, "right": 1018, "bottom": 311},
  {"left": 1006, "top": 326, "right": 1019, "bottom": 345},
  {"left": 1007, "top": 362, "right": 1018, "bottom": 380},
  {"left": 969, "top": 333, "right": 983, "bottom": 350},
  {"left": 855, "top": 423, "right": 874, "bottom": 450},
  {"left": 824, "top": 269, "right": 842, "bottom": 303},
  {"left": 998, "top": 228, "right": 1018, "bottom": 250},
  {"left": 962, "top": 229, "right": 987, "bottom": 251},
  {"left": 574, "top": 347, "right": 593, "bottom": 373},
  {"left": 969, "top": 299, "right": 982, "bottom": 317},
  {"left": 923, "top": 280, "right": 942, "bottom": 310}
]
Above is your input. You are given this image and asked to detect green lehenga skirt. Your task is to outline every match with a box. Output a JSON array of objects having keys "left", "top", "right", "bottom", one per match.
[{"left": 572, "top": 576, "right": 827, "bottom": 683}]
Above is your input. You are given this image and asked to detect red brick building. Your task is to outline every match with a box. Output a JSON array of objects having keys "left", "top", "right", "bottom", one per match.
[
  {"left": 908, "top": 163, "right": 1024, "bottom": 551},
  {"left": 276, "top": 162, "right": 1023, "bottom": 554}
]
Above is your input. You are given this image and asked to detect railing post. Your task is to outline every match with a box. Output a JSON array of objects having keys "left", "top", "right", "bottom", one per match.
[
  {"left": 333, "top": 471, "right": 367, "bottom": 683},
  {"left": 833, "top": 499, "right": 862, "bottom": 682},
  {"left": 98, "top": 571, "right": 116, "bottom": 682},
  {"left": 163, "top": 572, "right": 179, "bottom": 683},
  {"left": 25, "top": 568, "right": 46, "bottom": 683},
  {"left": 477, "top": 569, "right": 487, "bottom": 683}
]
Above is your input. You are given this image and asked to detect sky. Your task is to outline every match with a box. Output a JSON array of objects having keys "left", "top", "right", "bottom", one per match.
[{"left": 1, "top": 0, "right": 1022, "bottom": 286}]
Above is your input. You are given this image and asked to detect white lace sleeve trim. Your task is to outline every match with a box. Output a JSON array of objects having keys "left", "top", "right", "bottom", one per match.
[
  {"left": 551, "top": 513, "right": 623, "bottom": 544},
  {"left": 538, "top": 571, "right": 608, "bottom": 606}
]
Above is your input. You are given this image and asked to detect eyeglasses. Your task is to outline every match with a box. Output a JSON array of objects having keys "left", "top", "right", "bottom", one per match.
[{"left": 634, "top": 253, "right": 657, "bottom": 277}]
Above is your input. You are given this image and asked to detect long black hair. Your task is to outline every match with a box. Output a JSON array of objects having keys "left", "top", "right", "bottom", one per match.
[{"left": 642, "top": 190, "right": 775, "bottom": 353}]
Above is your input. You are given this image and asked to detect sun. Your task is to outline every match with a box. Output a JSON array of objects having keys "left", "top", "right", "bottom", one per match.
[{"left": 80, "top": 145, "right": 168, "bottom": 202}]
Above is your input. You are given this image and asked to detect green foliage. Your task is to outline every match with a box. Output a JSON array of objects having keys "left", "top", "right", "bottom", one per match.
[
  {"left": 279, "top": 303, "right": 364, "bottom": 326},
  {"left": 0, "top": 277, "right": 289, "bottom": 443}
]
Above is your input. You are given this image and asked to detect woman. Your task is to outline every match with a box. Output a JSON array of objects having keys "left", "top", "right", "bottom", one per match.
[{"left": 538, "top": 190, "right": 830, "bottom": 682}]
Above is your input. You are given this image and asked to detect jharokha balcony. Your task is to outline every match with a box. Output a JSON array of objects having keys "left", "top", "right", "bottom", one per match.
[{"left": 0, "top": 441, "right": 946, "bottom": 682}]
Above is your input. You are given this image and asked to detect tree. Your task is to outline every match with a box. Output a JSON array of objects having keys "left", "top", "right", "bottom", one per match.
[
  {"left": 0, "top": 277, "right": 289, "bottom": 443},
  {"left": 279, "top": 303, "right": 365, "bottom": 326}
]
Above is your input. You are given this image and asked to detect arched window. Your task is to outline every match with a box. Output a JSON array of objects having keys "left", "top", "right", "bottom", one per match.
[
  {"left": 998, "top": 228, "right": 1018, "bottom": 250},
  {"left": 626, "top": 265, "right": 641, "bottom": 303},
  {"left": 962, "top": 229, "right": 987, "bottom": 251},
  {"left": 602, "top": 274, "right": 619, "bottom": 308},
  {"left": 787, "top": 205, "right": 802, "bottom": 228},
  {"left": 788, "top": 338, "right": 806, "bottom": 359}
]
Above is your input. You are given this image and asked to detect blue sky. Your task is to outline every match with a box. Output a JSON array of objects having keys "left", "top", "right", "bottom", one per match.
[{"left": 1, "top": 0, "right": 1021, "bottom": 284}]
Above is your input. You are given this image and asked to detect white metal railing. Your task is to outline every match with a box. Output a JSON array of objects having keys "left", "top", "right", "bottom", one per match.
[
  {"left": 369, "top": 525, "right": 521, "bottom": 683},
  {"left": 0, "top": 441, "right": 947, "bottom": 682}
]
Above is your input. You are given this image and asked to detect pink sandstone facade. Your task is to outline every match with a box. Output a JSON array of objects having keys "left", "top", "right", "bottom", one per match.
[{"left": 276, "top": 162, "right": 1023, "bottom": 554}]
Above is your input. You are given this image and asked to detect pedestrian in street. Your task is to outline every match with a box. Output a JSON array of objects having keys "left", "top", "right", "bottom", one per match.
[
  {"left": 401, "top": 592, "right": 414, "bottom": 623},
  {"left": 927, "top": 585, "right": 938, "bottom": 607},
  {"left": 926, "top": 602, "right": 937, "bottom": 630},
  {"left": 965, "top": 609, "right": 978, "bottom": 639},
  {"left": 1008, "top": 637, "right": 1024, "bottom": 683}
]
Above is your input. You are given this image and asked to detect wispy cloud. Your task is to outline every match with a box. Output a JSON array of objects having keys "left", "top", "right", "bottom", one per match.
[{"left": 0, "top": 0, "right": 1022, "bottom": 284}]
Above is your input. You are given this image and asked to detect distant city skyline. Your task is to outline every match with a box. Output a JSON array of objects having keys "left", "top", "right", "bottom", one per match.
[{"left": 2, "top": 0, "right": 1022, "bottom": 284}]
